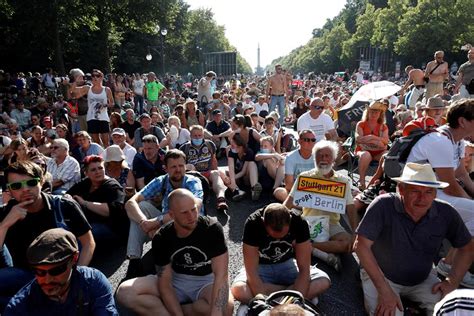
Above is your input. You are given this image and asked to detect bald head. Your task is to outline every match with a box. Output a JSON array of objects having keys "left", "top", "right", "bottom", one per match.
[{"left": 168, "top": 188, "right": 197, "bottom": 211}]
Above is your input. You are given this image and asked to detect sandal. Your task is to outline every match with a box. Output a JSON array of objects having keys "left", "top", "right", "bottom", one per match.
[{"left": 216, "top": 197, "right": 229, "bottom": 214}]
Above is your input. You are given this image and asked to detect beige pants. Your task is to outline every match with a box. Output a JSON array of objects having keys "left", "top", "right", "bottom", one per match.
[
  {"left": 425, "top": 82, "right": 444, "bottom": 99},
  {"left": 360, "top": 268, "right": 441, "bottom": 315}
]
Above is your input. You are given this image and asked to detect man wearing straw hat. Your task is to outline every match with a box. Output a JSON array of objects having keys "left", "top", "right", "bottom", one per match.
[{"left": 354, "top": 163, "right": 474, "bottom": 316}]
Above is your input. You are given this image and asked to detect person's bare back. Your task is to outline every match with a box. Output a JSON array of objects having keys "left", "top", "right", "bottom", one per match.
[{"left": 409, "top": 68, "right": 425, "bottom": 86}]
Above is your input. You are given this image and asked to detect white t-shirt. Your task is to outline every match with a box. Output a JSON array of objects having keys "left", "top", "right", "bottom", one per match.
[
  {"left": 296, "top": 112, "right": 334, "bottom": 142},
  {"left": 254, "top": 103, "right": 269, "bottom": 115},
  {"left": 284, "top": 149, "right": 315, "bottom": 177},
  {"left": 407, "top": 132, "right": 465, "bottom": 170},
  {"left": 87, "top": 87, "right": 109, "bottom": 122},
  {"left": 133, "top": 79, "right": 145, "bottom": 96}
]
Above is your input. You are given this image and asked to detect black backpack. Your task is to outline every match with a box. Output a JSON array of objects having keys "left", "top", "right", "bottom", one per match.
[{"left": 384, "top": 127, "right": 452, "bottom": 178}]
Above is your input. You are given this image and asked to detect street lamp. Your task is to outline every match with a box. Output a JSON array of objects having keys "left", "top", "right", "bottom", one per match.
[{"left": 160, "top": 28, "right": 167, "bottom": 75}]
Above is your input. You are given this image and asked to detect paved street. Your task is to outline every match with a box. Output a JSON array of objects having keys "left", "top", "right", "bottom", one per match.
[{"left": 93, "top": 163, "right": 369, "bottom": 315}]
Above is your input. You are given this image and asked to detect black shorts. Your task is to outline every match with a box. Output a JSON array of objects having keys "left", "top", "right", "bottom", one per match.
[{"left": 87, "top": 120, "right": 110, "bottom": 134}]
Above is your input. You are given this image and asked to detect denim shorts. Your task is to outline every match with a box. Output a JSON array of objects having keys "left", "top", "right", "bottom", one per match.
[
  {"left": 232, "top": 258, "right": 329, "bottom": 287},
  {"left": 172, "top": 272, "right": 214, "bottom": 304}
]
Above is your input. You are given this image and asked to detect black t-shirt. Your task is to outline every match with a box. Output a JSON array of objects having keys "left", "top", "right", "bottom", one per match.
[
  {"left": 132, "top": 151, "right": 166, "bottom": 186},
  {"left": 152, "top": 216, "right": 227, "bottom": 276},
  {"left": 243, "top": 208, "right": 310, "bottom": 265},
  {"left": 120, "top": 120, "right": 141, "bottom": 140},
  {"left": 67, "top": 178, "right": 126, "bottom": 233},
  {"left": 0, "top": 193, "right": 91, "bottom": 269},
  {"left": 228, "top": 148, "right": 255, "bottom": 173},
  {"left": 205, "top": 120, "right": 230, "bottom": 136}
]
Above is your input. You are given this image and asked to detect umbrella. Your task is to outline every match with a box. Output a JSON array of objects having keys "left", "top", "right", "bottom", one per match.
[
  {"left": 340, "top": 81, "right": 401, "bottom": 111},
  {"left": 336, "top": 101, "right": 368, "bottom": 137}
]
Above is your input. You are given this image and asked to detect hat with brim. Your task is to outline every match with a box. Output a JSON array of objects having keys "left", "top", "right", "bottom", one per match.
[
  {"left": 243, "top": 104, "right": 254, "bottom": 111},
  {"left": 392, "top": 162, "right": 449, "bottom": 189},
  {"left": 422, "top": 96, "right": 447, "bottom": 109},
  {"left": 104, "top": 145, "right": 126, "bottom": 162},
  {"left": 27, "top": 228, "right": 78, "bottom": 265},
  {"left": 184, "top": 98, "right": 197, "bottom": 105},
  {"left": 368, "top": 101, "right": 386, "bottom": 111}
]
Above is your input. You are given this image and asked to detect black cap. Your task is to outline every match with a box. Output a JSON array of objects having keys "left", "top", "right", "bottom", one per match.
[
  {"left": 212, "top": 109, "right": 222, "bottom": 115},
  {"left": 27, "top": 228, "right": 78, "bottom": 265}
]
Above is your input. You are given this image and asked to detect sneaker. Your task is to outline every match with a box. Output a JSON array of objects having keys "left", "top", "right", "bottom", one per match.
[
  {"left": 251, "top": 183, "right": 263, "bottom": 201},
  {"left": 232, "top": 188, "right": 246, "bottom": 202},
  {"left": 236, "top": 304, "right": 249, "bottom": 316},
  {"left": 436, "top": 260, "right": 474, "bottom": 288},
  {"left": 326, "top": 254, "right": 342, "bottom": 272}
]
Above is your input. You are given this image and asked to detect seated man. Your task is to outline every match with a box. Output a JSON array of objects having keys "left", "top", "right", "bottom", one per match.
[
  {"left": 284, "top": 140, "right": 355, "bottom": 271},
  {"left": 111, "top": 127, "right": 137, "bottom": 169},
  {"left": 354, "top": 163, "right": 474, "bottom": 315},
  {"left": 5, "top": 228, "right": 117, "bottom": 315},
  {"left": 132, "top": 134, "right": 166, "bottom": 190},
  {"left": 406, "top": 98, "right": 474, "bottom": 284},
  {"left": 180, "top": 125, "right": 229, "bottom": 212},
  {"left": 231, "top": 203, "right": 331, "bottom": 312},
  {"left": 205, "top": 109, "right": 231, "bottom": 157},
  {"left": 0, "top": 161, "right": 95, "bottom": 312},
  {"left": 274, "top": 129, "right": 317, "bottom": 202},
  {"left": 124, "top": 149, "right": 203, "bottom": 278},
  {"left": 133, "top": 113, "right": 165, "bottom": 151},
  {"left": 117, "top": 189, "right": 234, "bottom": 316},
  {"left": 46, "top": 138, "right": 81, "bottom": 195}
]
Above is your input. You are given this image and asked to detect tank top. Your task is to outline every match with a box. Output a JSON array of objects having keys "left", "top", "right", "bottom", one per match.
[
  {"left": 87, "top": 87, "right": 109, "bottom": 122},
  {"left": 355, "top": 121, "right": 386, "bottom": 155}
]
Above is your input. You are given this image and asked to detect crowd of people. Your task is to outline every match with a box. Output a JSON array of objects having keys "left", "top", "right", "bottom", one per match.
[{"left": 0, "top": 46, "right": 473, "bottom": 315}]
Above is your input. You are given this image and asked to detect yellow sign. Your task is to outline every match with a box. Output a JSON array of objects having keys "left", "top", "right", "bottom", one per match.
[{"left": 297, "top": 176, "right": 346, "bottom": 198}]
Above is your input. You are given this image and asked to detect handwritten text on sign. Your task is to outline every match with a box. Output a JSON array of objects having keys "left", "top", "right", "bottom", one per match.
[{"left": 293, "top": 176, "right": 347, "bottom": 214}]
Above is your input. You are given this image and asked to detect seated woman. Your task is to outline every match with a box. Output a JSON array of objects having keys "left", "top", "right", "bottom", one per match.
[
  {"left": 355, "top": 101, "right": 389, "bottom": 191},
  {"left": 103, "top": 145, "right": 135, "bottom": 198},
  {"left": 260, "top": 116, "right": 282, "bottom": 153},
  {"left": 8, "top": 139, "right": 39, "bottom": 165},
  {"left": 255, "top": 136, "right": 285, "bottom": 191},
  {"left": 227, "top": 134, "right": 262, "bottom": 201},
  {"left": 159, "top": 116, "right": 190, "bottom": 149},
  {"left": 67, "top": 155, "right": 127, "bottom": 242},
  {"left": 27, "top": 125, "right": 49, "bottom": 155}
]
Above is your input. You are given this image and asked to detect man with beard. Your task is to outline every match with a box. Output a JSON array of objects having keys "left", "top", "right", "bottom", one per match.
[
  {"left": 284, "top": 140, "right": 355, "bottom": 271},
  {"left": 5, "top": 228, "right": 116, "bottom": 315},
  {"left": 0, "top": 161, "right": 95, "bottom": 312},
  {"left": 132, "top": 135, "right": 166, "bottom": 190},
  {"left": 46, "top": 138, "right": 80, "bottom": 195},
  {"left": 124, "top": 149, "right": 203, "bottom": 278}
]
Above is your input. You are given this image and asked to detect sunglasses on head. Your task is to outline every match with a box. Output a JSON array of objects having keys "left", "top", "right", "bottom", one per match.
[
  {"left": 7, "top": 178, "right": 40, "bottom": 191},
  {"left": 33, "top": 259, "right": 71, "bottom": 277},
  {"left": 301, "top": 137, "right": 317, "bottom": 143}
]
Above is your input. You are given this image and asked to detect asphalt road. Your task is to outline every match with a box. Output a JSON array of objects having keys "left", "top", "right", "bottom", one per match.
[{"left": 92, "top": 170, "right": 369, "bottom": 315}]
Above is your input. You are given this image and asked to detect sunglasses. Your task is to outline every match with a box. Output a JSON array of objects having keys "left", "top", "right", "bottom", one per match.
[
  {"left": 33, "top": 259, "right": 71, "bottom": 277},
  {"left": 50, "top": 146, "right": 62, "bottom": 150},
  {"left": 7, "top": 178, "right": 40, "bottom": 190},
  {"left": 312, "top": 106, "right": 323, "bottom": 110},
  {"left": 301, "top": 138, "right": 317, "bottom": 143}
]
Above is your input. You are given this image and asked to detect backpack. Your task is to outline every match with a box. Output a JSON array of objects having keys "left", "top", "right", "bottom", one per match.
[
  {"left": 247, "top": 290, "right": 319, "bottom": 316},
  {"left": 280, "top": 132, "right": 297, "bottom": 153},
  {"left": 51, "top": 195, "right": 70, "bottom": 231},
  {"left": 384, "top": 127, "right": 451, "bottom": 178}
]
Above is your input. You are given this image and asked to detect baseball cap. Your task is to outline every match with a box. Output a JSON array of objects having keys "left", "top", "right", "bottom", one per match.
[
  {"left": 111, "top": 127, "right": 126, "bottom": 136},
  {"left": 27, "top": 228, "right": 78, "bottom": 265},
  {"left": 212, "top": 109, "right": 222, "bottom": 116}
]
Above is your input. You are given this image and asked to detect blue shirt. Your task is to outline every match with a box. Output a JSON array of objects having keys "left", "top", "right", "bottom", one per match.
[
  {"left": 5, "top": 266, "right": 118, "bottom": 316},
  {"left": 140, "top": 174, "right": 204, "bottom": 214}
]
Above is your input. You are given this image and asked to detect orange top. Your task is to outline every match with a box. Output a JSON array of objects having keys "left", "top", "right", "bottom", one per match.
[{"left": 355, "top": 121, "right": 387, "bottom": 155}]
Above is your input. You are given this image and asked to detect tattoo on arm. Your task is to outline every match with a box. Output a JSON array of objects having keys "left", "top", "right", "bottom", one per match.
[{"left": 214, "top": 283, "right": 229, "bottom": 311}]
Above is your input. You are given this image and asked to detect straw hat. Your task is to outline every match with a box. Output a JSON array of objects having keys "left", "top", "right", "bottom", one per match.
[
  {"left": 392, "top": 163, "right": 449, "bottom": 188},
  {"left": 104, "top": 145, "right": 125, "bottom": 162},
  {"left": 367, "top": 100, "right": 386, "bottom": 111}
]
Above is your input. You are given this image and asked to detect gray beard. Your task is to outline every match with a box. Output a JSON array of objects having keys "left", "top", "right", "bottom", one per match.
[{"left": 316, "top": 164, "right": 333, "bottom": 175}]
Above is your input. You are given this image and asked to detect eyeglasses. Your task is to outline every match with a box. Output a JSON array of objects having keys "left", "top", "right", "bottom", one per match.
[
  {"left": 7, "top": 178, "right": 41, "bottom": 190},
  {"left": 301, "top": 138, "right": 317, "bottom": 143},
  {"left": 33, "top": 259, "right": 71, "bottom": 277},
  {"left": 312, "top": 106, "right": 323, "bottom": 110}
]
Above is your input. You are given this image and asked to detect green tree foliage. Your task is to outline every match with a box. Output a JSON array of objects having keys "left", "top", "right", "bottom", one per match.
[
  {"left": 0, "top": 0, "right": 251, "bottom": 75},
  {"left": 269, "top": 0, "right": 473, "bottom": 74}
]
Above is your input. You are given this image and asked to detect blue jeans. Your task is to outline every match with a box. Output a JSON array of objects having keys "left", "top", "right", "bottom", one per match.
[
  {"left": 91, "top": 222, "right": 120, "bottom": 245},
  {"left": 269, "top": 95, "right": 286, "bottom": 124},
  {"left": 134, "top": 95, "right": 145, "bottom": 114},
  {"left": 0, "top": 247, "right": 34, "bottom": 312}
]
